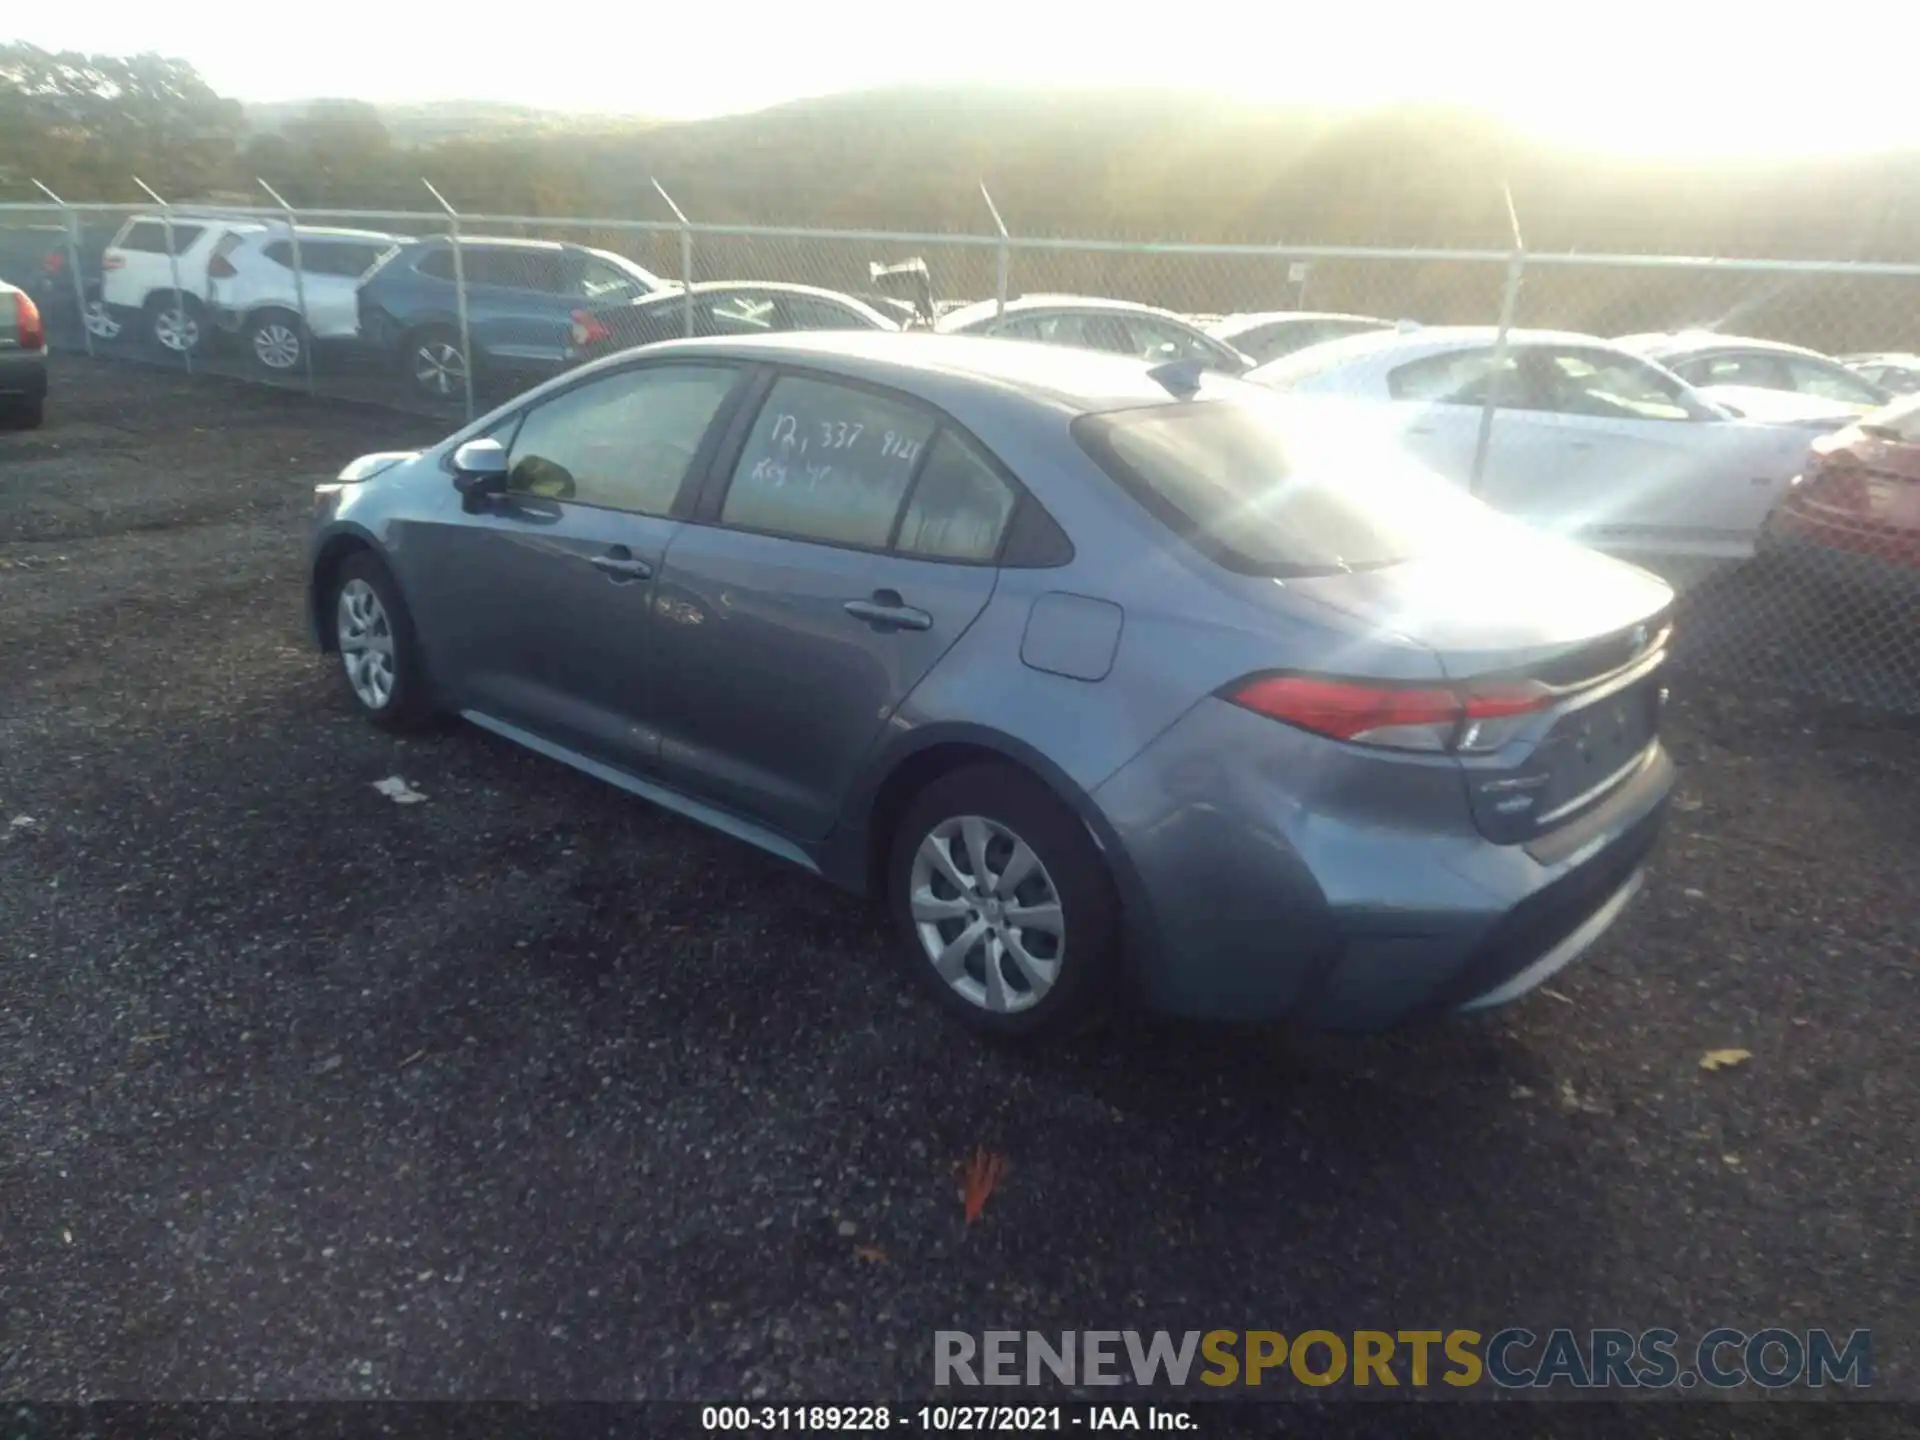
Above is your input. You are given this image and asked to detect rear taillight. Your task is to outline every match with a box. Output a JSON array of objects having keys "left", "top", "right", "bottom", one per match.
[
  {"left": 102, "top": 252, "right": 125, "bottom": 271},
  {"left": 207, "top": 254, "right": 238, "bottom": 279},
  {"left": 569, "top": 309, "right": 612, "bottom": 349},
  {"left": 15, "top": 289, "right": 45, "bottom": 351},
  {"left": 1228, "top": 674, "right": 1553, "bottom": 753}
]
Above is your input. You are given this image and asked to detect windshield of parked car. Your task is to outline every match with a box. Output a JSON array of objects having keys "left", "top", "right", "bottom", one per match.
[{"left": 1073, "top": 395, "right": 1501, "bottom": 576}]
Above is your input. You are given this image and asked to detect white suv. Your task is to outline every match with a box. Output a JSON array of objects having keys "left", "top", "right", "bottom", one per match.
[
  {"left": 206, "top": 227, "right": 407, "bottom": 373},
  {"left": 101, "top": 214, "right": 265, "bottom": 354}
]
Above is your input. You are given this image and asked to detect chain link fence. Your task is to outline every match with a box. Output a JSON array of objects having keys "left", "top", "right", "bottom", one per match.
[{"left": 3, "top": 196, "right": 1917, "bottom": 715}]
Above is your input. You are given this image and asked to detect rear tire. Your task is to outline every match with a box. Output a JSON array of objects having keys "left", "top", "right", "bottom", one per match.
[
  {"left": 0, "top": 395, "right": 44, "bottom": 430},
  {"left": 405, "top": 325, "right": 469, "bottom": 402},
  {"left": 886, "top": 764, "right": 1118, "bottom": 1042},
  {"left": 329, "top": 552, "right": 438, "bottom": 732}
]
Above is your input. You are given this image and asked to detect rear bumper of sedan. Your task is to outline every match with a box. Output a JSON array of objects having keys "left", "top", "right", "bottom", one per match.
[{"left": 1091, "top": 696, "right": 1673, "bottom": 1030}]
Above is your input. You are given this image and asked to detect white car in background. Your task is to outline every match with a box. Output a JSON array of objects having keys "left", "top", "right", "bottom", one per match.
[
  {"left": 100, "top": 214, "right": 267, "bottom": 354},
  {"left": 1840, "top": 351, "right": 1920, "bottom": 395},
  {"left": 206, "top": 226, "right": 407, "bottom": 374},
  {"left": 1616, "top": 331, "right": 1890, "bottom": 414},
  {"left": 1246, "top": 327, "right": 1817, "bottom": 579}
]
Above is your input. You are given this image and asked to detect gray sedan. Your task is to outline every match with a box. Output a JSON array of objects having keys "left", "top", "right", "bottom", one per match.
[
  {"left": 0, "top": 277, "right": 48, "bottom": 429},
  {"left": 308, "top": 333, "right": 1675, "bottom": 1040}
]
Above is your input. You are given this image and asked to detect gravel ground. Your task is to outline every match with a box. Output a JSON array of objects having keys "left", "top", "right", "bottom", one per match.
[{"left": 1, "top": 356, "right": 1915, "bottom": 1412}]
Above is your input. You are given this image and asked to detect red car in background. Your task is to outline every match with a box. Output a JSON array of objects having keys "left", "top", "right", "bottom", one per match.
[{"left": 1764, "top": 395, "right": 1920, "bottom": 595}]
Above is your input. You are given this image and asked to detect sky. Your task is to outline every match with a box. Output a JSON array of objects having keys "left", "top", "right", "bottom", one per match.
[{"left": 7, "top": 1, "right": 1918, "bottom": 157}]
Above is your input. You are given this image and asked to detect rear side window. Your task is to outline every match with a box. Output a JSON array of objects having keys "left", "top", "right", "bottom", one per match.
[
  {"left": 1388, "top": 347, "right": 1518, "bottom": 404},
  {"left": 1074, "top": 398, "right": 1493, "bottom": 577},
  {"left": 722, "top": 376, "right": 935, "bottom": 548},
  {"left": 416, "top": 248, "right": 457, "bottom": 281},
  {"left": 261, "top": 240, "right": 295, "bottom": 268},
  {"left": 895, "top": 432, "right": 1016, "bottom": 562},
  {"left": 1785, "top": 357, "right": 1884, "bottom": 407},
  {"left": 116, "top": 221, "right": 206, "bottom": 255},
  {"left": 782, "top": 295, "right": 876, "bottom": 331}
]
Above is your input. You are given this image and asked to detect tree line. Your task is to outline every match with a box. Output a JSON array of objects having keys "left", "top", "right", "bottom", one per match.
[{"left": 5, "top": 41, "right": 1920, "bottom": 264}]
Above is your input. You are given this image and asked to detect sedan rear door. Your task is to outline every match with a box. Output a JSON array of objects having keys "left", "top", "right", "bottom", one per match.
[{"left": 644, "top": 371, "right": 1017, "bottom": 840}]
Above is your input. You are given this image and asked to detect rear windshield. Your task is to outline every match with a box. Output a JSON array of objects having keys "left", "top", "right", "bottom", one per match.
[{"left": 1073, "top": 397, "right": 1496, "bottom": 577}]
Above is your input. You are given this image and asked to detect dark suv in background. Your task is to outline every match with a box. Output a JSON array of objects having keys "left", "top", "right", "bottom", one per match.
[{"left": 356, "top": 237, "right": 672, "bottom": 400}]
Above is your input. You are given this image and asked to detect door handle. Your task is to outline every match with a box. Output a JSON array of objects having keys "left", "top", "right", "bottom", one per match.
[
  {"left": 589, "top": 549, "right": 652, "bottom": 581},
  {"left": 844, "top": 592, "right": 933, "bottom": 631},
  {"left": 1569, "top": 440, "right": 1597, "bottom": 452}
]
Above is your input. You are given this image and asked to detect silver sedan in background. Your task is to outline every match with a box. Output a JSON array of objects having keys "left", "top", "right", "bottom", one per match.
[{"left": 308, "top": 333, "right": 1674, "bottom": 1041}]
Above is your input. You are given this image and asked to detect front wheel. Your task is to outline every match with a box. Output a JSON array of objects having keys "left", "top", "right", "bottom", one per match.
[
  {"left": 330, "top": 552, "right": 438, "bottom": 731},
  {"left": 886, "top": 764, "right": 1119, "bottom": 1041}
]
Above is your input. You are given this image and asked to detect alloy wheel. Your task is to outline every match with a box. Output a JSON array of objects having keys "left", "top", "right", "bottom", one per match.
[
  {"left": 336, "top": 578, "right": 397, "bottom": 710},
  {"left": 414, "top": 341, "right": 466, "bottom": 397},
  {"left": 153, "top": 306, "right": 199, "bottom": 353},
  {"left": 908, "top": 815, "right": 1065, "bottom": 1014},
  {"left": 253, "top": 320, "right": 302, "bottom": 371}
]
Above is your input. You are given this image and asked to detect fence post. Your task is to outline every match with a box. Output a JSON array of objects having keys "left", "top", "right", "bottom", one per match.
[
  {"left": 31, "top": 179, "right": 93, "bottom": 358},
  {"left": 132, "top": 176, "right": 191, "bottom": 375},
  {"left": 651, "top": 178, "right": 695, "bottom": 338},
  {"left": 981, "top": 183, "right": 1010, "bottom": 319},
  {"left": 257, "top": 178, "right": 315, "bottom": 396},
  {"left": 422, "top": 179, "right": 475, "bottom": 422},
  {"left": 1471, "top": 185, "right": 1527, "bottom": 498}
]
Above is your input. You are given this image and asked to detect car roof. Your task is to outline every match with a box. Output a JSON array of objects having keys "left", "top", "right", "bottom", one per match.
[
  {"left": 411, "top": 235, "right": 567, "bottom": 252},
  {"left": 936, "top": 293, "right": 1204, "bottom": 332},
  {"left": 1212, "top": 310, "right": 1390, "bottom": 333},
  {"left": 607, "top": 330, "right": 1214, "bottom": 415},
  {"left": 617, "top": 280, "right": 892, "bottom": 315},
  {"left": 251, "top": 225, "right": 403, "bottom": 244},
  {"left": 1616, "top": 330, "right": 1832, "bottom": 363}
]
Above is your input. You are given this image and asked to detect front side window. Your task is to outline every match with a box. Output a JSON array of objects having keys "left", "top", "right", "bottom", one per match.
[
  {"left": 1123, "top": 316, "right": 1219, "bottom": 367},
  {"left": 505, "top": 364, "right": 738, "bottom": 513},
  {"left": 466, "top": 249, "right": 564, "bottom": 292},
  {"left": 303, "top": 241, "right": 392, "bottom": 278},
  {"left": 1075, "top": 395, "right": 1497, "bottom": 576},
  {"left": 1538, "top": 349, "right": 1700, "bottom": 422},
  {"left": 721, "top": 376, "right": 936, "bottom": 548}
]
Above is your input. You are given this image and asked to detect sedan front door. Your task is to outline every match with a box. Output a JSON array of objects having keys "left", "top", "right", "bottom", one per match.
[
  {"left": 405, "top": 361, "right": 748, "bottom": 772},
  {"left": 646, "top": 372, "right": 1015, "bottom": 840}
]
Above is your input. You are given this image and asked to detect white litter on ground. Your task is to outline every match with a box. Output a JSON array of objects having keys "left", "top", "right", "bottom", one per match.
[{"left": 371, "top": 777, "right": 427, "bottom": 805}]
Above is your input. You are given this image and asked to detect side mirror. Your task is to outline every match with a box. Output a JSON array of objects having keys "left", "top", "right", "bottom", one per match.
[{"left": 451, "top": 438, "right": 509, "bottom": 504}]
